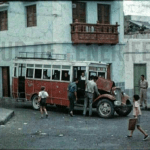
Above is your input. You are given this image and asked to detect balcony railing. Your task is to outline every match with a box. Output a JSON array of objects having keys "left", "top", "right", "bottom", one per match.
[{"left": 70, "top": 19, "right": 119, "bottom": 45}]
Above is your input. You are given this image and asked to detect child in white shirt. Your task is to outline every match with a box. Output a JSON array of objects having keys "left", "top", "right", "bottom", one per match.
[
  {"left": 127, "top": 95, "right": 148, "bottom": 140},
  {"left": 38, "top": 86, "right": 49, "bottom": 118}
]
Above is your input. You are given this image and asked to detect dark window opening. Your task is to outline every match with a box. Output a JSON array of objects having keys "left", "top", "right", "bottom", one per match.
[
  {"left": 18, "top": 64, "right": 26, "bottom": 77},
  {"left": 98, "top": 72, "right": 105, "bottom": 79},
  {"left": 26, "top": 68, "right": 34, "bottom": 78},
  {"left": 26, "top": 5, "right": 37, "bottom": 27},
  {"left": 98, "top": 4, "right": 110, "bottom": 24},
  {"left": 62, "top": 70, "right": 70, "bottom": 81},
  {"left": 14, "top": 67, "right": 17, "bottom": 77},
  {"left": 43, "top": 69, "right": 51, "bottom": 79},
  {"left": 72, "top": 2, "right": 86, "bottom": 23},
  {"left": 0, "top": 10, "right": 8, "bottom": 31},
  {"left": 52, "top": 70, "right": 60, "bottom": 80},
  {"left": 89, "top": 71, "right": 97, "bottom": 80},
  {"left": 35, "top": 69, "right": 42, "bottom": 79}
]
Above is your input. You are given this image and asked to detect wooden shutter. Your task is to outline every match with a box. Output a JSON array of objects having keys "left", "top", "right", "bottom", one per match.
[
  {"left": 0, "top": 11, "right": 7, "bottom": 31},
  {"left": 98, "top": 4, "right": 110, "bottom": 24},
  {"left": 72, "top": 2, "right": 86, "bottom": 23},
  {"left": 27, "top": 5, "right": 37, "bottom": 27}
]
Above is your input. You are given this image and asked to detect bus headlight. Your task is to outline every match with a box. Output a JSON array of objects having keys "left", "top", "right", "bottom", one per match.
[{"left": 114, "top": 101, "right": 121, "bottom": 106}]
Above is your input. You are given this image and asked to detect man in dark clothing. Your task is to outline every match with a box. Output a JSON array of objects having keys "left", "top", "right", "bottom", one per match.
[{"left": 68, "top": 78, "right": 79, "bottom": 117}]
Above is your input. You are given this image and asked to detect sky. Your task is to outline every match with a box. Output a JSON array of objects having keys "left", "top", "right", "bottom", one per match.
[{"left": 124, "top": 1, "right": 150, "bottom": 16}]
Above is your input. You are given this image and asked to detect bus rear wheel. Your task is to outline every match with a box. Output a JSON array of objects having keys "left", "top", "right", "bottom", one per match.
[{"left": 32, "top": 95, "right": 40, "bottom": 110}]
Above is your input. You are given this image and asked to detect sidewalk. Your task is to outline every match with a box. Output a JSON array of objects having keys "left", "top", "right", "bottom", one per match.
[{"left": 0, "top": 108, "right": 14, "bottom": 125}]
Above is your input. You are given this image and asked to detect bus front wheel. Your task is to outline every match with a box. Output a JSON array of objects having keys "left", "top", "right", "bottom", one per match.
[
  {"left": 97, "top": 99, "right": 114, "bottom": 118},
  {"left": 32, "top": 95, "right": 40, "bottom": 110}
]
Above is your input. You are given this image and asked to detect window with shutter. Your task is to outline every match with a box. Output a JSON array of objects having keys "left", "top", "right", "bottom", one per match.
[
  {"left": 0, "top": 10, "right": 8, "bottom": 31},
  {"left": 26, "top": 5, "right": 37, "bottom": 27},
  {"left": 72, "top": 2, "right": 86, "bottom": 23},
  {"left": 98, "top": 4, "right": 110, "bottom": 24}
]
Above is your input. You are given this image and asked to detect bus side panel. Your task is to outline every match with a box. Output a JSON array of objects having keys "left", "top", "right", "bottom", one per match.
[
  {"left": 45, "top": 81, "right": 53, "bottom": 104},
  {"left": 59, "top": 82, "right": 70, "bottom": 106},
  {"left": 12, "top": 77, "right": 18, "bottom": 98},
  {"left": 25, "top": 79, "right": 34, "bottom": 100},
  {"left": 34, "top": 80, "right": 42, "bottom": 95},
  {"left": 51, "top": 82, "right": 69, "bottom": 106},
  {"left": 34, "top": 80, "right": 53, "bottom": 104},
  {"left": 51, "top": 82, "right": 62, "bottom": 105}
]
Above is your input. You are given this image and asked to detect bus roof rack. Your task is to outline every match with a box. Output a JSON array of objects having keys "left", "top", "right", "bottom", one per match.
[{"left": 17, "top": 52, "right": 66, "bottom": 60}]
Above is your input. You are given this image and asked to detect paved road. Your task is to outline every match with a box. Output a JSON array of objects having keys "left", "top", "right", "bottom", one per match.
[{"left": 0, "top": 98, "right": 150, "bottom": 149}]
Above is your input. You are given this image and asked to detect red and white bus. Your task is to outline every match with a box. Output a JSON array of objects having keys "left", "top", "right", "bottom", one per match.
[{"left": 12, "top": 56, "right": 132, "bottom": 118}]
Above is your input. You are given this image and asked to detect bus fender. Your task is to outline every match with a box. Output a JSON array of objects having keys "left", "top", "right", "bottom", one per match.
[
  {"left": 121, "top": 93, "right": 130, "bottom": 105},
  {"left": 93, "top": 94, "right": 116, "bottom": 104},
  {"left": 31, "top": 93, "right": 38, "bottom": 101}
]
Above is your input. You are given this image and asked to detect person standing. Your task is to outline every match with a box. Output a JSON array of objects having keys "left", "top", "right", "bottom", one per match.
[
  {"left": 62, "top": 72, "right": 69, "bottom": 81},
  {"left": 140, "top": 75, "right": 148, "bottom": 109},
  {"left": 83, "top": 76, "right": 100, "bottom": 117},
  {"left": 38, "top": 86, "right": 49, "bottom": 118},
  {"left": 80, "top": 72, "right": 86, "bottom": 81},
  {"left": 126, "top": 95, "right": 148, "bottom": 140},
  {"left": 68, "top": 78, "right": 79, "bottom": 117}
]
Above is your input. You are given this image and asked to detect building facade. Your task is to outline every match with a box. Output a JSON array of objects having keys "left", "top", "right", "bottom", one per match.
[
  {"left": 0, "top": 1, "right": 125, "bottom": 98},
  {"left": 124, "top": 34, "right": 150, "bottom": 99}
]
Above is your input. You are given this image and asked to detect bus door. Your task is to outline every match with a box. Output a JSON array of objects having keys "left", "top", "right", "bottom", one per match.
[
  {"left": 18, "top": 64, "right": 26, "bottom": 98},
  {"left": 73, "top": 66, "right": 86, "bottom": 104}
]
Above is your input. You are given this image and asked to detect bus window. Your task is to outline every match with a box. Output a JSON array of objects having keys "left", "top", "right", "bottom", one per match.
[
  {"left": 89, "top": 71, "right": 97, "bottom": 80},
  {"left": 18, "top": 64, "right": 26, "bottom": 77},
  {"left": 27, "top": 64, "right": 34, "bottom": 67},
  {"left": 52, "top": 70, "right": 60, "bottom": 80},
  {"left": 26, "top": 68, "right": 34, "bottom": 78},
  {"left": 14, "top": 67, "right": 17, "bottom": 77},
  {"left": 35, "top": 69, "right": 42, "bottom": 79},
  {"left": 61, "top": 70, "right": 70, "bottom": 81},
  {"left": 52, "top": 65, "right": 60, "bottom": 80},
  {"left": 35, "top": 64, "right": 42, "bottom": 68},
  {"left": 43, "top": 69, "right": 51, "bottom": 79},
  {"left": 98, "top": 72, "right": 105, "bottom": 79},
  {"left": 61, "top": 65, "right": 71, "bottom": 81}
]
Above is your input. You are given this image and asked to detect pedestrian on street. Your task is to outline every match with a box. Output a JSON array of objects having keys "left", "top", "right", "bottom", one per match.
[
  {"left": 38, "top": 86, "right": 49, "bottom": 119},
  {"left": 68, "top": 78, "right": 79, "bottom": 117},
  {"left": 126, "top": 95, "right": 149, "bottom": 140},
  {"left": 83, "top": 76, "right": 100, "bottom": 117},
  {"left": 140, "top": 75, "right": 148, "bottom": 109}
]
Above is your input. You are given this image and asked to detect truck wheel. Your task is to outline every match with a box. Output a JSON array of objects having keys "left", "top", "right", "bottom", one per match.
[
  {"left": 116, "top": 100, "right": 132, "bottom": 116},
  {"left": 32, "top": 95, "right": 40, "bottom": 110},
  {"left": 97, "top": 99, "right": 114, "bottom": 118}
]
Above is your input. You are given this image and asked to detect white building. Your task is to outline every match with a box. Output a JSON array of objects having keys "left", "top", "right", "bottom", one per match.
[
  {"left": 0, "top": 1, "right": 125, "bottom": 98},
  {"left": 124, "top": 34, "right": 150, "bottom": 99}
]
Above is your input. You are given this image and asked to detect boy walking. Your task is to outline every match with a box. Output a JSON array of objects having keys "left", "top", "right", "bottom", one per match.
[
  {"left": 38, "top": 86, "right": 49, "bottom": 118},
  {"left": 127, "top": 95, "right": 148, "bottom": 140}
]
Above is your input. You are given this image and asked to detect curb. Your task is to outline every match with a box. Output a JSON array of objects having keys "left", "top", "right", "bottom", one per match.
[{"left": 0, "top": 109, "right": 14, "bottom": 125}]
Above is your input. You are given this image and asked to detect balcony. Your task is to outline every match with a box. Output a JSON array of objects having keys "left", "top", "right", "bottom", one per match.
[{"left": 70, "top": 19, "right": 119, "bottom": 45}]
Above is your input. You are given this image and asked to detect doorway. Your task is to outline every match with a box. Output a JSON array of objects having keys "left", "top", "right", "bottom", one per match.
[
  {"left": 134, "top": 64, "right": 146, "bottom": 95},
  {"left": 2, "top": 67, "right": 10, "bottom": 97},
  {"left": 73, "top": 66, "right": 86, "bottom": 103}
]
